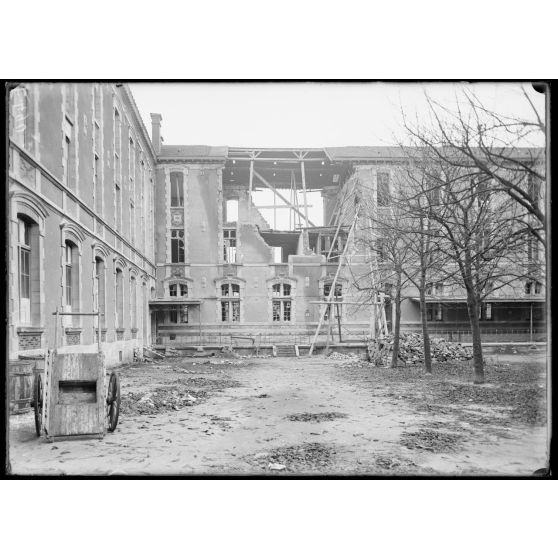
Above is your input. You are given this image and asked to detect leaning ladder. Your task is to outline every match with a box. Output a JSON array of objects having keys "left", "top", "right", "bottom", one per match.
[
  {"left": 365, "top": 218, "right": 389, "bottom": 340},
  {"left": 308, "top": 205, "right": 361, "bottom": 356}
]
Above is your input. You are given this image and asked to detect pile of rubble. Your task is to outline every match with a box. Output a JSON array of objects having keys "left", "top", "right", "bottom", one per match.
[
  {"left": 369, "top": 333, "right": 473, "bottom": 366},
  {"left": 327, "top": 351, "right": 356, "bottom": 361},
  {"left": 121, "top": 388, "right": 201, "bottom": 415},
  {"left": 327, "top": 351, "right": 366, "bottom": 367}
]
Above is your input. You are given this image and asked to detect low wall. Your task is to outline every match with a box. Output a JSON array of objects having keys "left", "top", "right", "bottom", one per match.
[{"left": 17, "top": 339, "right": 141, "bottom": 369}]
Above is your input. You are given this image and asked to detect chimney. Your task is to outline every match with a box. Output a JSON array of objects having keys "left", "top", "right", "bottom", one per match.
[{"left": 150, "top": 113, "right": 162, "bottom": 154}]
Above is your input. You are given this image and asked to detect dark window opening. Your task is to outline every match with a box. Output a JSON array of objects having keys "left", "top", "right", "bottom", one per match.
[
  {"left": 377, "top": 172, "right": 390, "bottom": 206},
  {"left": 170, "top": 172, "right": 184, "bottom": 207},
  {"left": 171, "top": 229, "right": 185, "bottom": 263},
  {"left": 223, "top": 229, "right": 237, "bottom": 263}
]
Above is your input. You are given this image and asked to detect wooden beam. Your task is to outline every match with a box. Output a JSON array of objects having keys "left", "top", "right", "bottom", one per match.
[
  {"left": 336, "top": 303, "right": 342, "bottom": 342},
  {"left": 255, "top": 204, "right": 314, "bottom": 209},
  {"left": 227, "top": 157, "right": 327, "bottom": 163},
  {"left": 307, "top": 300, "right": 379, "bottom": 305},
  {"left": 300, "top": 160, "right": 309, "bottom": 227},
  {"left": 248, "top": 159, "right": 254, "bottom": 224},
  {"left": 308, "top": 208, "right": 360, "bottom": 356},
  {"left": 293, "top": 172, "right": 301, "bottom": 228},
  {"left": 253, "top": 170, "right": 317, "bottom": 227},
  {"left": 273, "top": 189, "right": 277, "bottom": 229}
]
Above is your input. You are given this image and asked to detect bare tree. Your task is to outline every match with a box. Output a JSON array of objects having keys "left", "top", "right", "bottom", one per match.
[
  {"left": 355, "top": 204, "right": 413, "bottom": 367},
  {"left": 402, "top": 86, "right": 546, "bottom": 247},
  {"left": 356, "top": 175, "right": 447, "bottom": 373},
  {"left": 400, "top": 150, "right": 533, "bottom": 384}
]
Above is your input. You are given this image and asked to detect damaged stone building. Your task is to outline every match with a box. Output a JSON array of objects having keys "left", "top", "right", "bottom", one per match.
[{"left": 8, "top": 83, "right": 546, "bottom": 366}]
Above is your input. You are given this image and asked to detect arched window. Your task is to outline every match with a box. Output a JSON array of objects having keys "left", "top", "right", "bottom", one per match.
[
  {"left": 115, "top": 268, "right": 124, "bottom": 329},
  {"left": 64, "top": 240, "right": 80, "bottom": 326},
  {"left": 324, "top": 283, "right": 342, "bottom": 298},
  {"left": 220, "top": 282, "right": 240, "bottom": 322},
  {"left": 170, "top": 172, "right": 184, "bottom": 207},
  {"left": 17, "top": 215, "right": 39, "bottom": 325},
  {"left": 525, "top": 281, "right": 543, "bottom": 295},
  {"left": 169, "top": 282, "right": 188, "bottom": 298},
  {"left": 130, "top": 275, "right": 137, "bottom": 332},
  {"left": 95, "top": 257, "right": 106, "bottom": 329},
  {"left": 272, "top": 283, "right": 292, "bottom": 322}
]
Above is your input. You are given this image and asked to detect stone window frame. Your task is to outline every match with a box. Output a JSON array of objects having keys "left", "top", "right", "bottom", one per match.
[
  {"left": 9, "top": 85, "right": 35, "bottom": 153},
  {"left": 113, "top": 256, "right": 128, "bottom": 333},
  {"left": 223, "top": 227, "right": 237, "bottom": 263},
  {"left": 163, "top": 276, "right": 193, "bottom": 325},
  {"left": 60, "top": 221, "right": 85, "bottom": 333},
  {"left": 129, "top": 267, "right": 139, "bottom": 333},
  {"left": 165, "top": 166, "right": 189, "bottom": 264},
  {"left": 170, "top": 171, "right": 185, "bottom": 208},
  {"left": 266, "top": 276, "right": 297, "bottom": 324},
  {"left": 170, "top": 228, "right": 185, "bottom": 263},
  {"left": 215, "top": 277, "right": 245, "bottom": 323},
  {"left": 319, "top": 276, "right": 348, "bottom": 322},
  {"left": 10, "top": 192, "right": 48, "bottom": 334},
  {"left": 163, "top": 275, "right": 193, "bottom": 298},
  {"left": 92, "top": 242, "right": 110, "bottom": 332}
]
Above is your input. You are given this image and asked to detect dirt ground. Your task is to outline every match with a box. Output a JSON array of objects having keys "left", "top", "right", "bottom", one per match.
[{"left": 8, "top": 352, "right": 548, "bottom": 476}]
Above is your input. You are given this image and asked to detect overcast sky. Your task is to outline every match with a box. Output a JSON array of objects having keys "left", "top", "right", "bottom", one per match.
[
  {"left": 130, "top": 82, "right": 545, "bottom": 229},
  {"left": 130, "top": 82, "right": 545, "bottom": 148}
]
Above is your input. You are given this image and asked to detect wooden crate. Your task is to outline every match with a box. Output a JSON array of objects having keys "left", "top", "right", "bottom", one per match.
[{"left": 46, "top": 353, "right": 106, "bottom": 438}]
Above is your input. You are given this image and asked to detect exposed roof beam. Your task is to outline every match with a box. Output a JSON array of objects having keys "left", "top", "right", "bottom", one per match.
[{"left": 252, "top": 170, "right": 317, "bottom": 227}]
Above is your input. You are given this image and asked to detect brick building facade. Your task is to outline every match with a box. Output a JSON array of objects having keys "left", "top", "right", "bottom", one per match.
[{"left": 7, "top": 84, "right": 546, "bottom": 365}]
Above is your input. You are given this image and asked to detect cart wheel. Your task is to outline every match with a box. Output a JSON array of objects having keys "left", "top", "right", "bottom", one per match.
[
  {"left": 106, "top": 372, "right": 121, "bottom": 432},
  {"left": 34, "top": 373, "right": 43, "bottom": 437}
]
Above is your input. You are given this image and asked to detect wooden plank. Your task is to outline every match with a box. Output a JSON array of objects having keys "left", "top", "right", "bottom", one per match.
[
  {"left": 253, "top": 170, "right": 317, "bottom": 227},
  {"left": 300, "top": 160, "right": 309, "bottom": 227},
  {"left": 255, "top": 204, "right": 313, "bottom": 209},
  {"left": 248, "top": 159, "right": 254, "bottom": 224},
  {"left": 308, "top": 208, "right": 360, "bottom": 356}
]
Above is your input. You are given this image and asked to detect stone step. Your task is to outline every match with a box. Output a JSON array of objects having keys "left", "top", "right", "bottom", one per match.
[{"left": 275, "top": 345, "right": 298, "bottom": 357}]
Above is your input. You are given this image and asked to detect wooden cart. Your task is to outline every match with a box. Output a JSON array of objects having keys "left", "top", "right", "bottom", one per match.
[{"left": 33, "top": 309, "right": 120, "bottom": 441}]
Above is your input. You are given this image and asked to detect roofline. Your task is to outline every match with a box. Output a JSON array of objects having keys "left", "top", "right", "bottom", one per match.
[{"left": 120, "top": 84, "right": 157, "bottom": 162}]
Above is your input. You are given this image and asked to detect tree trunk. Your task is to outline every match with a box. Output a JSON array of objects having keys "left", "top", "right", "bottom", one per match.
[
  {"left": 465, "top": 288, "right": 484, "bottom": 384},
  {"left": 419, "top": 286, "right": 432, "bottom": 374},
  {"left": 391, "top": 277, "right": 402, "bottom": 368}
]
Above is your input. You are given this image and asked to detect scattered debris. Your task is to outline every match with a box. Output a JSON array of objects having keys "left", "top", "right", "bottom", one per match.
[
  {"left": 328, "top": 351, "right": 361, "bottom": 361},
  {"left": 374, "top": 455, "right": 417, "bottom": 471},
  {"left": 328, "top": 352, "right": 365, "bottom": 368},
  {"left": 121, "top": 388, "right": 204, "bottom": 415},
  {"left": 287, "top": 412, "right": 348, "bottom": 422},
  {"left": 143, "top": 347, "right": 165, "bottom": 360},
  {"left": 401, "top": 429, "right": 464, "bottom": 452},
  {"left": 268, "top": 462, "right": 286, "bottom": 471},
  {"left": 121, "top": 374, "right": 242, "bottom": 416},
  {"left": 252, "top": 443, "right": 336, "bottom": 472}
]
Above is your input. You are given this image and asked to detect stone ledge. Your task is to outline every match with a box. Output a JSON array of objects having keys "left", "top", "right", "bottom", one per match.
[{"left": 17, "top": 327, "right": 44, "bottom": 335}]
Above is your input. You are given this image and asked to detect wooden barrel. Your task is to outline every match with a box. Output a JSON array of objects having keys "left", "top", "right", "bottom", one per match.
[{"left": 9, "top": 360, "right": 35, "bottom": 414}]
